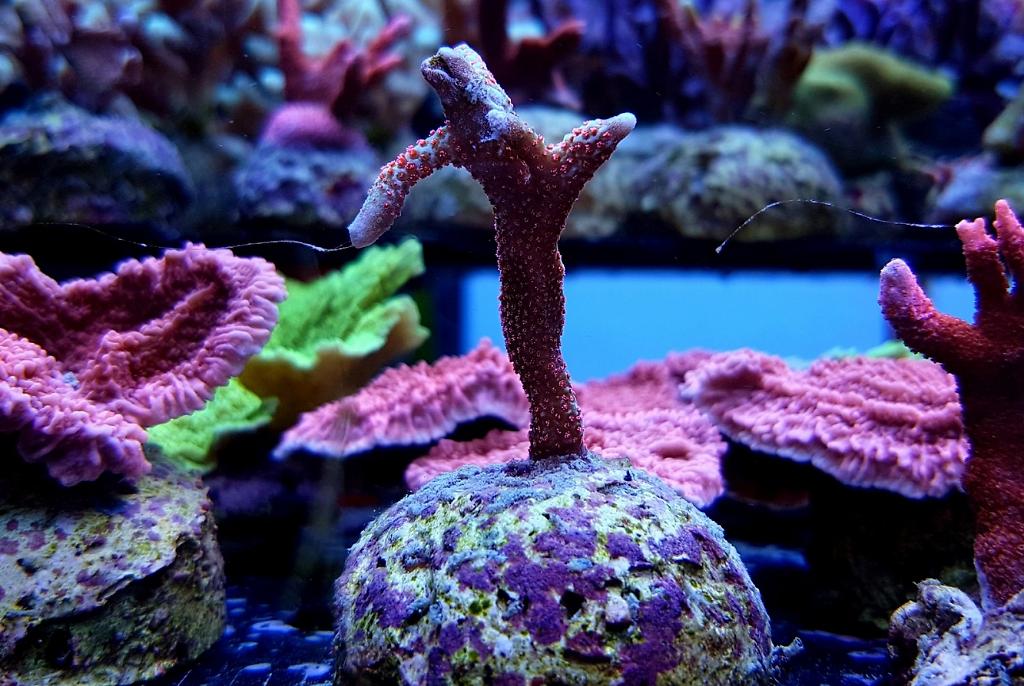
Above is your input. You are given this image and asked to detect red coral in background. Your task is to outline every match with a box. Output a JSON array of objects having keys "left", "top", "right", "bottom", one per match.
[
  {"left": 442, "top": 0, "right": 583, "bottom": 107},
  {"left": 260, "top": 0, "right": 411, "bottom": 148},
  {"left": 0, "top": 244, "right": 286, "bottom": 485},
  {"left": 880, "top": 199, "right": 1024, "bottom": 608},
  {"left": 657, "top": 0, "right": 819, "bottom": 123},
  {"left": 8, "top": 0, "right": 257, "bottom": 114}
]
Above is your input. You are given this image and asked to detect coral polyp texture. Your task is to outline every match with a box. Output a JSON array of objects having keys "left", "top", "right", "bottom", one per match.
[
  {"left": 275, "top": 339, "right": 528, "bottom": 459},
  {"left": 880, "top": 199, "right": 1024, "bottom": 609},
  {"left": 346, "top": 43, "right": 636, "bottom": 459},
  {"left": 0, "top": 244, "right": 285, "bottom": 485},
  {"left": 681, "top": 349, "right": 967, "bottom": 498},
  {"left": 334, "top": 454, "right": 772, "bottom": 685}
]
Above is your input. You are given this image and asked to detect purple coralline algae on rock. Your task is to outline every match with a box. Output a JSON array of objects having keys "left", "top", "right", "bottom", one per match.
[
  {"left": 335, "top": 453, "right": 772, "bottom": 685},
  {"left": 232, "top": 145, "right": 378, "bottom": 230},
  {"left": 0, "top": 98, "right": 192, "bottom": 229},
  {"left": 0, "top": 456, "right": 225, "bottom": 685},
  {"left": 331, "top": 43, "right": 777, "bottom": 684}
]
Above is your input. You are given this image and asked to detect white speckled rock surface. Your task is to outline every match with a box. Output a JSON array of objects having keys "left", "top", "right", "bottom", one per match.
[
  {"left": 0, "top": 452, "right": 225, "bottom": 685},
  {"left": 334, "top": 452, "right": 774, "bottom": 685}
]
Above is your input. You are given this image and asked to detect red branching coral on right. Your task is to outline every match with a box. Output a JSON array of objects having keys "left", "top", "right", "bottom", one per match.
[
  {"left": 442, "top": 0, "right": 583, "bottom": 107},
  {"left": 880, "top": 199, "right": 1024, "bottom": 609}
]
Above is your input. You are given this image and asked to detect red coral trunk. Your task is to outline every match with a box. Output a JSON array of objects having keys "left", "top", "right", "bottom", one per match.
[
  {"left": 493, "top": 200, "right": 584, "bottom": 459},
  {"left": 959, "top": 384, "right": 1024, "bottom": 607}
]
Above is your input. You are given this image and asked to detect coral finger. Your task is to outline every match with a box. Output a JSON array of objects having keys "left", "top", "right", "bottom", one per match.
[
  {"left": 347, "top": 127, "right": 452, "bottom": 247},
  {"left": 880, "top": 259, "right": 985, "bottom": 365},
  {"left": 992, "top": 199, "right": 1024, "bottom": 295},
  {"left": 956, "top": 217, "right": 1010, "bottom": 312}
]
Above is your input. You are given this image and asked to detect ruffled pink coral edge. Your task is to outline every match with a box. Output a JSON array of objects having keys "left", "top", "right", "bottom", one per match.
[
  {"left": 0, "top": 244, "right": 285, "bottom": 485},
  {"left": 681, "top": 349, "right": 967, "bottom": 498}
]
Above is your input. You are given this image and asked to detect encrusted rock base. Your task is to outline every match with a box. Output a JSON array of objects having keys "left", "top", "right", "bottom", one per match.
[
  {"left": 889, "top": 579, "right": 1024, "bottom": 685},
  {"left": 0, "top": 454, "right": 225, "bottom": 685},
  {"left": 334, "top": 452, "right": 774, "bottom": 685}
]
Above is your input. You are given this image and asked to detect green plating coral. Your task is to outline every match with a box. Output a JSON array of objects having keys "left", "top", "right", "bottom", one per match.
[
  {"left": 147, "top": 379, "right": 276, "bottom": 472},
  {"left": 789, "top": 43, "right": 953, "bottom": 171},
  {"left": 239, "top": 238, "right": 428, "bottom": 427}
]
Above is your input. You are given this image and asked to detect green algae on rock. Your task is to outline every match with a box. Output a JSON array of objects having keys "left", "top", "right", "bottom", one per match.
[
  {"left": 334, "top": 453, "right": 774, "bottom": 685},
  {"left": 638, "top": 126, "right": 844, "bottom": 241},
  {"left": 0, "top": 453, "right": 225, "bottom": 685}
]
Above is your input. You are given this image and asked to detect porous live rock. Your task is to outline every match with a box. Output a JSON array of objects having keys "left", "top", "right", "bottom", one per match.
[
  {"left": 0, "top": 454, "right": 225, "bottom": 685},
  {"left": 232, "top": 144, "right": 378, "bottom": 230},
  {"left": 334, "top": 453, "right": 774, "bottom": 685},
  {"left": 889, "top": 580, "right": 1024, "bottom": 685},
  {"left": 0, "top": 98, "right": 192, "bottom": 230},
  {"left": 637, "top": 126, "right": 844, "bottom": 241}
]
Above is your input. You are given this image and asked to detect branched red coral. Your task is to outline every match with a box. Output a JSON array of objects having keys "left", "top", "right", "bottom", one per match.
[
  {"left": 681, "top": 349, "right": 967, "bottom": 498},
  {"left": 656, "top": 0, "right": 818, "bottom": 122},
  {"left": 880, "top": 199, "right": 1024, "bottom": 608},
  {"left": 0, "top": 244, "right": 286, "bottom": 485},
  {"left": 261, "top": 0, "right": 411, "bottom": 147},
  {"left": 346, "top": 44, "right": 635, "bottom": 460}
]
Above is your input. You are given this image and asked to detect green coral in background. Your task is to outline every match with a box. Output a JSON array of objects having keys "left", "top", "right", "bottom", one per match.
[
  {"left": 239, "top": 238, "right": 429, "bottom": 428},
  {"left": 822, "top": 340, "right": 921, "bottom": 360},
  {"left": 788, "top": 43, "right": 953, "bottom": 172},
  {"left": 147, "top": 380, "right": 276, "bottom": 472}
]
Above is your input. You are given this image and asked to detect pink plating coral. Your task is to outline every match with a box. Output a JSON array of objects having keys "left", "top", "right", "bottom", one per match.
[
  {"left": 0, "top": 244, "right": 285, "bottom": 485},
  {"left": 346, "top": 44, "right": 635, "bottom": 459},
  {"left": 407, "top": 399, "right": 726, "bottom": 507},
  {"left": 411, "top": 357, "right": 725, "bottom": 505},
  {"left": 274, "top": 340, "right": 529, "bottom": 460},
  {"left": 681, "top": 349, "right": 966, "bottom": 498},
  {"left": 278, "top": 344, "right": 725, "bottom": 504},
  {"left": 880, "top": 199, "right": 1024, "bottom": 608},
  {"left": 262, "top": 0, "right": 411, "bottom": 148}
]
